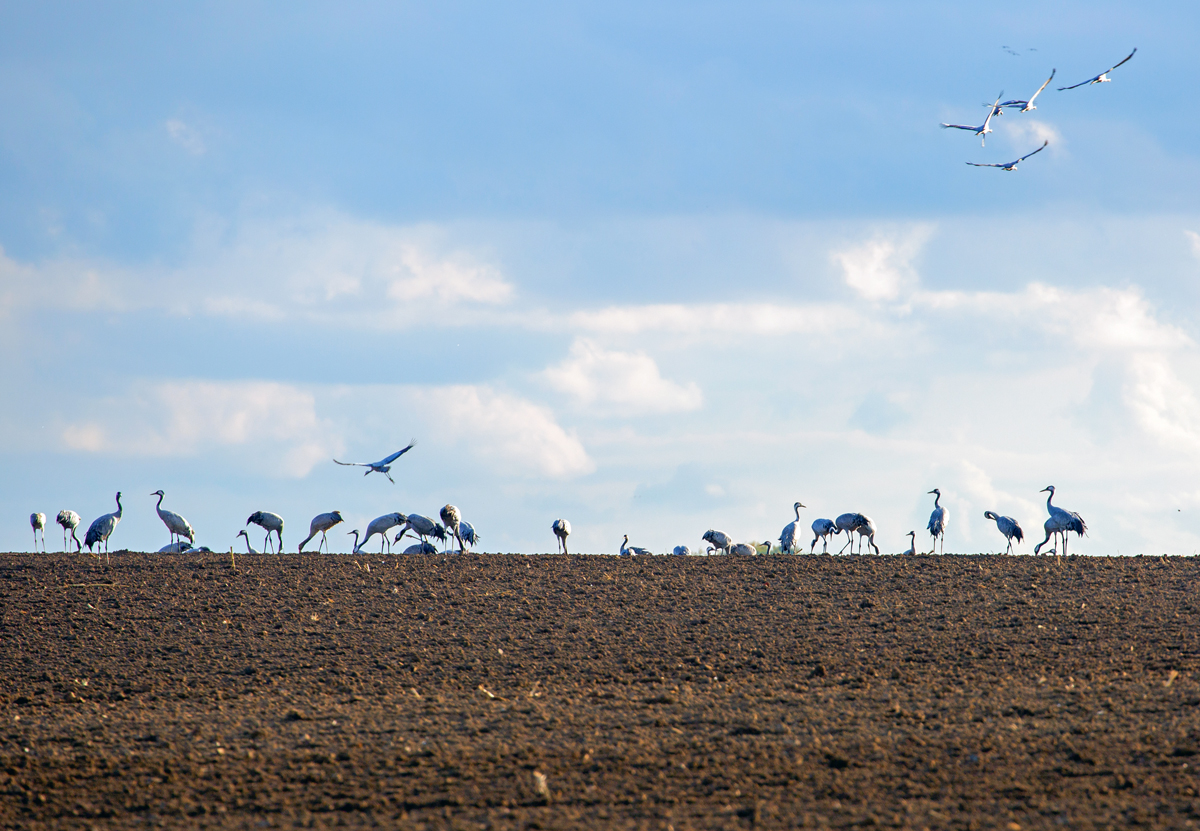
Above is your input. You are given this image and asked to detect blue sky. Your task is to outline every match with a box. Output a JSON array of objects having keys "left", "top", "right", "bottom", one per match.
[{"left": 3, "top": 1, "right": 1199, "bottom": 554}]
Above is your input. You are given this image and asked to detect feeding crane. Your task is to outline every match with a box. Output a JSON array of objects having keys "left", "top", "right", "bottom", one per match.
[
  {"left": 836, "top": 513, "right": 879, "bottom": 555},
  {"left": 30, "top": 513, "right": 46, "bottom": 553},
  {"left": 440, "top": 504, "right": 464, "bottom": 553},
  {"left": 57, "top": 510, "right": 82, "bottom": 553},
  {"left": 552, "top": 519, "right": 571, "bottom": 554},
  {"left": 672, "top": 545, "right": 691, "bottom": 556},
  {"left": 809, "top": 518, "right": 840, "bottom": 554},
  {"left": 246, "top": 511, "right": 284, "bottom": 554},
  {"left": 702, "top": 529, "right": 733, "bottom": 555},
  {"left": 357, "top": 512, "right": 407, "bottom": 554},
  {"left": 298, "top": 511, "right": 345, "bottom": 553},
  {"left": 984, "top": 511, "right": 1024, "bottom": 554}
]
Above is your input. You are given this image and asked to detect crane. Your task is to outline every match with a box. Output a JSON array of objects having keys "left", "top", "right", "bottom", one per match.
[
  {"left": 620, "top": 534, "right": 652, "bottom": 557},
  {"left": 836, "top": 513, "right": 879, "bottom": 555},
  {"left": 809, "top": 518, "right": 840, "bottom": 554},
  {"left": 967, "top": 141, "right": 1048, "bottom": 171},
  {"left": 927, "top": 489, "right": 948, "bottom": 555},
  {"left": 395, "top": 514, "right": 441, "bottom": 547},
  {"left": 236, "top": 529, "right": 260, "bottom": 554},
  {"left": 84, "top": 492, "right": 124, "bottom": 562},
  {"left": 30, "top": 513, "right": 46, "bottom": 553},
  {"left": 1040, "top": 485, "right": 1087, "bottom": 555},
  {"left": 1059, "top": 48, "right": 1136, "bottom": 90},
  {"left": 403, "top": 541, "right": 438, "bottom": 555},
  {"left": 672, "top": 545, "right": 691, "bottom": 556},
  {"left": 702, "top": 529, "right": 733, "bottom": 555},
  {"left": 902, "top": 531, "right": 916, "bottom": 556},
  {"left": 998, "top": 69, "right": 1055, "bottom": 112},
  {"left": 332, "top": 440, "right": 416, "bottom": 484},
  {"left": 151, "top": 490, "right": 195, "bottom": 546},
  {"left": 941, "top": 91, "right": 1004, "bottom": 146},
  {"left": 56, "top": 510, "right": 82, "bottom": 553},
  {"left": 552, "top": 519, "right": 571, "bottom": 554},
  {"left": 459, "top": 521, "right": 480, "bottom": 552},
  {"left": 778, "top": 502, "right": 805, "bottom": 554},
  {"left": 984, "top": 511, "right": 1024, "bottom": 554},
  {"left": 246, "top": 511, "right": 284, "bottom": 554},
  {"left": 440, "top": 504, "right": 464, "bottom": 553},
  {"left": 298, "top": 511, "right": 345, "bottom": 553},
  {"left": 730, "top": 541, "right": 757, "bottom": 556},
  {"left": 357, "top": 512, "right": 407, "bottom": 554}
]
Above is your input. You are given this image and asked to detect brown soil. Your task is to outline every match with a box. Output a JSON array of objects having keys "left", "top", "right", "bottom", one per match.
[{"left": 2, "top": 551, "right": 1200, "bottom": 830}]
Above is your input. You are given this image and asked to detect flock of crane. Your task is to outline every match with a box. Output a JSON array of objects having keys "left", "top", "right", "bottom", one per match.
[
  {"left": 27, "top": 481, "right": 1087, "bottom": 559},
  {"left": 941, "top": 47, "right": 1136, "bottom": 170}
]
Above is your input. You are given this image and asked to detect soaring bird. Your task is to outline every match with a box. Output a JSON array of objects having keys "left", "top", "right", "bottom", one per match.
[
  {"left": 836, "top": 513, "right": 879, "bottom": 555},
  {"left": 778, "top": 502, "right": 805, "bottom": 554},
  {"left": 927, "top": 489, "right": 948, "bottom": 555},
  {"left": 984, "top": 511, "right": 1024, "bottom": 554},
  {"left": 246, "top": 511, "right": 284, "bottom": 554},
  {"left": 999, "top": 69, "right": 1056, "bottom": 112},
  {"left": 458, "top": 521, "right": 480, "bottom": 552},
  {"left": 902, "top": 531, "right": 916, "bottom": 556},
  {"left": 1036, "top": 486, "right": 1086, "bottom": 555},
  {"left": 672, "top": 545, "right": 691, "bottom": 556},
  {"left": 236, "top": 529, "right": 260, "bottom": 554},
  {"left": 620, "top": 535, "right": 652, "bottom": 557},
  {"left": 967, "top": 140, "right": 1048, "bottom": 171},
  {"left": 151, "top": 490, "right": 195, "bottom": 546},
  {"left": 1059, "top": 48, "right": 1136, "bottom": 90},
  {"left": 809, "top": 518, "right": 840, "bottom": 554},
  {"left": 56, "top": 510, "right": 82, "bottom": 553},
  {"left": 30, "top": 512, "right": 46, "bottom": 553},
  {"left": 84, "top": 492, "right": 124, "bottom": 561},
  {"left": 357, "top": 512, "right": 407, "bottom": 554},
  {"left": 332, "top": 441, "right": 416, "bottom": 484},
  {"left": 702, "top": 529, "right": 733, "bottom": 555},
  {"left": 298, "top": 511, "right": 345, "bottom": 553},
  {"left": 552, "top": 519, "right": 571, "bottom": 554},
  {"left": 941, "top": 91, "right": 1004, "bottom": 146},
  {"left": 440, "top": 504, "right": 464, "bottom": 553}
]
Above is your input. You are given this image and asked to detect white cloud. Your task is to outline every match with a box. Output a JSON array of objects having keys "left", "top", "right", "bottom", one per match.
[
  {"left": 542, "top": 338, "right": 703, "bottom": 415},
  {"left": 387, "top": 245, "right": 512, "bottom": 305},
  {"left": 564, "top": 302, "right": 863, "bottom": 338},
  {"left": 166, "top": 119, "right": 206, "bottom": 155},
  {"left": 1186, "top": 230, "right": 1200, "bottom": 259},
  {"left": 412, "top": 385, "right": 593, "bottom": 478},
  {"left": 1124, "top": 354, "right": 1200, "bottom": 454},
  {"left": 831, "top": 226, "right": 934, "bottom": 302},
  {"left": 1005, "top": 119, "right": 1063, "bottom": 153}
]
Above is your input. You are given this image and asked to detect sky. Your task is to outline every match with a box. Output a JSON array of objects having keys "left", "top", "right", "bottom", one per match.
[{"left": 3, "top": 1, "right": 1200, "bottom": 555}]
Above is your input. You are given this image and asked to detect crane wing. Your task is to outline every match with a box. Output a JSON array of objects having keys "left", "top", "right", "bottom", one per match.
[
  {"left": 1057, "top": 76, "right": 1095, "bottom": 91},
  {"left": 1027, "top": 69, "right": 1055, "bottom": 103},
  {"left": 1107, "top": 47, "right": 1136, "bottom": 73},
  {"left": 966, "top": 161, "right": 1005, "bottom": 168},
  {"left": 1017, "top": 140, "right": 1049, "bottom": 163},
  {"left": 941, "top": 123, "right": 982, "bottom": 131},
  {"left": 332, "top": 459, "right": 368, "bottom": 467},
  {"left": 376, "top": 440, "right": 417, "bottom": 466}
]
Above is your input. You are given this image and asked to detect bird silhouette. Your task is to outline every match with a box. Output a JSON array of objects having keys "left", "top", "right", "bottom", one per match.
[{"left": 332, "top": 441, "right": 416, "bottom": 484}]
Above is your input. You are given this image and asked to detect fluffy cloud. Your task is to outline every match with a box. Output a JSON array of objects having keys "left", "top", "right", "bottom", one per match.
[
  {"left": 542, "top": 338, "right": 702, "bottom": 415},
  {"left": 831, "top": 226, "right": 934, "bottom": 302},
  {"left": 1187, "top": 230, "right": 1200, "bottom": 259}
]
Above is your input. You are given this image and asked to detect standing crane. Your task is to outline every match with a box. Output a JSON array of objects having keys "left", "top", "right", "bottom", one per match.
[
  {"left": 440, "top": 504, "right": 464, "bottom": 553},
  {"left": 30, "top": 513, "right": 46, "bottom": 553},
  {"left": 927, "top": 489, "right": 948, "bottom": 555},
  {"left": 236, "top": 530, "right": 260, "bottom": 554},
  {"left": 57, "top": 510, "right": 82, "bottom": 553},
  {"left": 809, "top": 518, "right": 840, "bottom": 554},
  {"left": 1039, "top": 485, "right": 1087, "bottom": 555},
  {"left": 84, "top": 492, "right": 124, "bottom": 562},
  {"left": 778, "top": 502, "right": 805, "bottom": 554},
  {"left": 151, "top": 490, "right": 195, "bottom": 546},
  {"left": 552, "top": 519, "right": 571, "bottom": 554},
  {"left": 702, "top": 529, "right": 733, "bottom": 555},
  {"left": 357, "top": 512, "right": 407, "bottom": 554},
  {"left": 246, "top": 511, "right": 284, "bottom": 554},
  {"left": 984, "top": 511, "right": 1024, "bottom": 554},
  {"left": 836, "top": 513, "right": 879, "bottom": 555},
  {"left": 298, "top": 511, "right": 345, "bottom": 553}
]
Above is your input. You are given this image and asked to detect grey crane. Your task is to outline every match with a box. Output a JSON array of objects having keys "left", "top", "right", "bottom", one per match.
[
  {"left": 84, "top": 492, "right": 123, "bottom": 561},
  {"left": 157, "top": 541, "right": 193, "bottom": 553},
  {"left": 347, "top": 530, "right": 363, "bottom": 554},
  {"left": 730, "top": 541, "right": 757, "bottom": 556},
  {"left": 403, "top": 541, "right": 438, "bottom": 555},
  {"left": 902, "top": 531, "right": 916, "bottom": 556},
  {"left": 1033, "top": 515, "right": 1065, "bottom": 556},
  {"left": 984, "top": 511, "right": 1024, "bottom": 554},
  {"left": 941, "top": 91, "right": 1004, "bottom": 146},
  {"left": 57, "top": 510, "right": 82, "bottom": 553},
  {"left": 332, "top": 440, "right": 416, "bottom": 484},
  {"left": 30, "top": 512, "right": 46, "bottom": 553},
  {"left": 459, "top": 520, "right": 480, "bottom": 552},
  {"left": 836, "top": 513, "right": 879, "bottom": 555},
  {"left": 236, "top": 529, "right": 260, "bottom": 554},
  {"left": 440, "top": 504, "right": 464, "bottom": 553},
  {"left": 672, "top": 545, "right": 691, "bottom": 556},
  {"left": 999, "top": 69, "right": 1056, "bottom": 112},
  {"left": 927, "top": 489, "right": 948, "bottom": 555},
  {"left": 151, "top": 490, "right": 195, "bottom": 546},
  {"left": 810, "top": 518, "right": 840, "bottom": 554},
  {"left": 702, "top": 529, "right": 733, "bottom": 555},
  {"left": 246, "top": 511, "right": 284, "bottom": 554},
  {"left": 298, "top": 511, "right": 345, "bottom": 553},
  {"left": 356, "top": 512, "right": 407, "bottom": 554},
  {"left": 1059, "top": 48, "right": 1136, "bottom": 90},
  {"left": 778, "top": 502, "right": 806, "bottom": 554},
  {"left": 967, "top": 140, "right": 1048, "bottom": 171},
  {"left": 552, "top": 519, "right": 571, "bottom": 554},
  {"left": 620, "top": 534, "right": 652, "bottom": 557},
  {"left": 394, "top": 514, "right": 442, "bottom": 547},
  {"left": 1035, "top": 486, "right": 1086, "bottom": 555}
]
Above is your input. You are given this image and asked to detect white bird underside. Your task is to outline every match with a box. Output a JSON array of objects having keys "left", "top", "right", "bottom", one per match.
[
  {"left": 941, "top": 92, "right": 1003, "bottom": 146},
  {"left": 999, "top": 69, "right": 1055, "bottom": 111},
  {"left": 332, "top": 441, "right": 416, "bottom": 483},
  {"left": 1059, "top": 48, "right": 1136, "bottom": 90}
]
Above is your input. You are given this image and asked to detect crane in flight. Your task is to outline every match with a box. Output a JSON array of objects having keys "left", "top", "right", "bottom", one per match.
[
  {"left": 332, "top": 440, "right": 416, "bottom": 484},
  {"left": 999, "top": 69, "right": 1055, "bottom": 112},
  {"left": 1059, "top": 48, "right": 1136, "bottom": 90},
  {"left": 941, "top": 91, "right": 1004, "bottom": 146},
  {"left": 967, "top": 140, "right": 1048, "bottom": 171}
]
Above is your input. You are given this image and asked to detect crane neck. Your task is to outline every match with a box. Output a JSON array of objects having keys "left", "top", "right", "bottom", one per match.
[
  {"left": 932, "top": 492, "right": 941, "bottom": 509},
  {"left": 1045, "top": 490, "right": 1055, "bottom": 512},
  {"left": 794, "top": 504, "right": 801, "bottom": 521},
  {"left": 155, "top": 492, "right": 165, "bottom": 510},
  {"left": 114, "top": 494, "right": 123, "bottom": 517}
]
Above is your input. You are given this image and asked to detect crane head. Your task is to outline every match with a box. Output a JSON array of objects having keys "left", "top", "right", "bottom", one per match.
[
  {"left": 151, "top": 489, "right": 165, "bottom": 497},
  {"left": 1040, "top": 486, "right": 1055, "bottom": 494},
  {"left": 794, "top": 502, "right": 805, "bottom": 510},
  {"left": 928, "top": 489, "right": 940, "bottom": 496}
]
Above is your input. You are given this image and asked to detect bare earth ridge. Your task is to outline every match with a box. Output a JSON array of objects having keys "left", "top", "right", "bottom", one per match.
[{"left": 2, "top": 552, "right": 1200, "bottom": 830}]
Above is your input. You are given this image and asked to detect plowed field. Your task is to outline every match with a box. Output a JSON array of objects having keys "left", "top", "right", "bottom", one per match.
[{"left": 3, "top": 551, "right": 1200, "bottom": 830}]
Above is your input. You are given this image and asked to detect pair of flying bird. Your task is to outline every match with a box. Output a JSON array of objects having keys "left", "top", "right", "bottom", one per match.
[{"left": 941, "top": 48, "right": 1136, "bottom": 171}]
